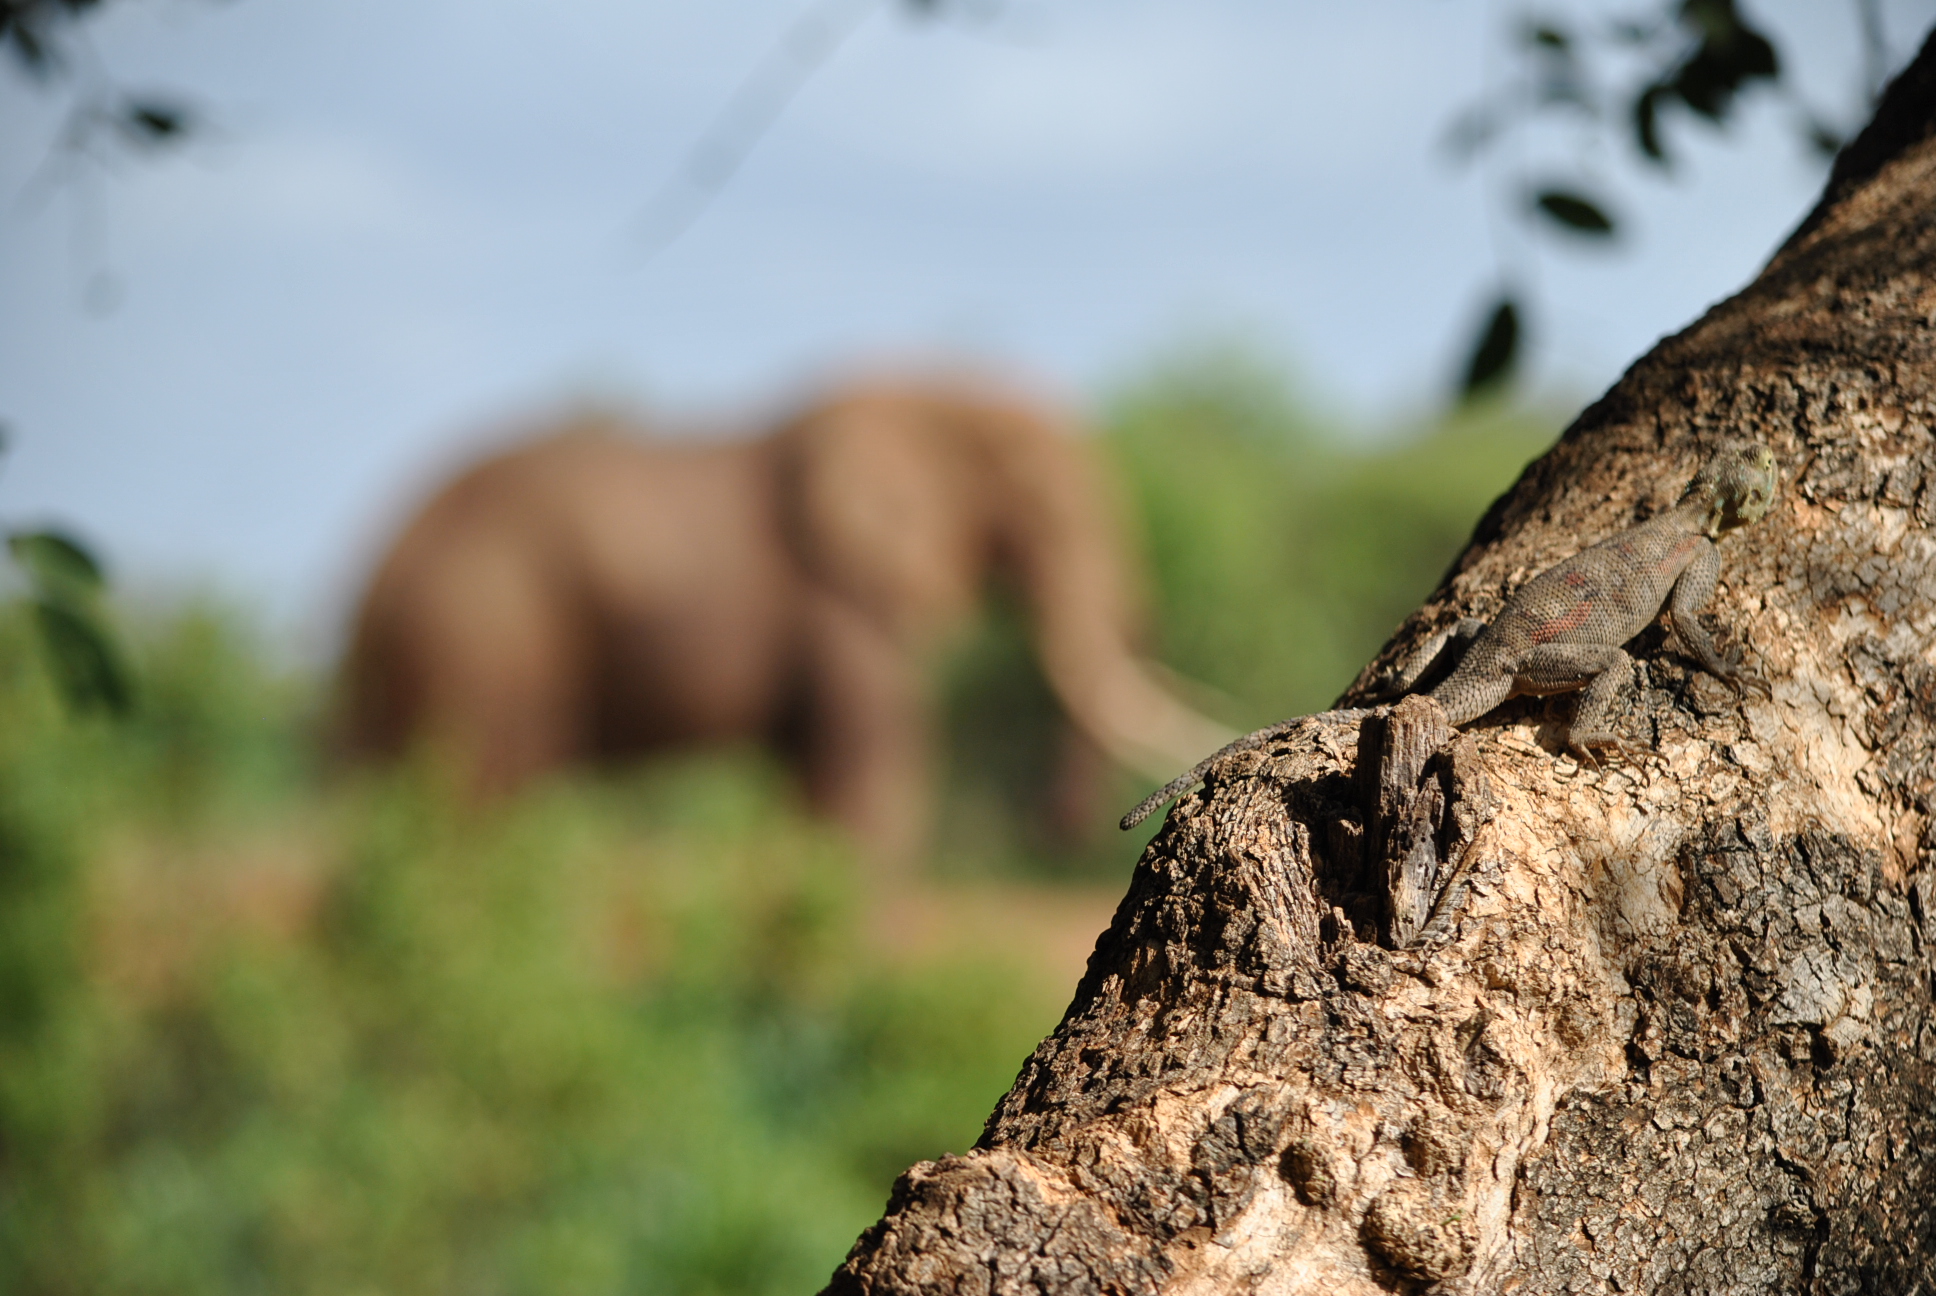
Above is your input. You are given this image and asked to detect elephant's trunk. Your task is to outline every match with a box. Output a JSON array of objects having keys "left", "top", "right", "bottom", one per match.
[
  {"left": 971, "top": 399, "right": 1238, "bottom": 787},
  {"left": 1036, "top": 634, "right": 1238, "bottom": 786}
]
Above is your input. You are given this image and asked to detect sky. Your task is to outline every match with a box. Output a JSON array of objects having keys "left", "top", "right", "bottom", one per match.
[{"left": 1, "top": 0, "right": 1931, "bottom": 652}]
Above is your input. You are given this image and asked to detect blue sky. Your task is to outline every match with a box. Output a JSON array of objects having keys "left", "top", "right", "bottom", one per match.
[{"left": 2, "top": 0, "right": 1930, "bottom": 649}]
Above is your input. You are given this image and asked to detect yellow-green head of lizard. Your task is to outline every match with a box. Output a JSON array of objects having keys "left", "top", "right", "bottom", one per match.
[{"left": 1687, "top": 442, "right": 1778, "bottom": 538}]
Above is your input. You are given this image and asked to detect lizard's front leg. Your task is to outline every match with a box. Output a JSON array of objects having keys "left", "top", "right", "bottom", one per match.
[
  {"left": 1668, "top": 540, "right": 1770, "bottom": 698},
  {"left": 1515, "top": 643, "right": 1644, "bottom": 762}
]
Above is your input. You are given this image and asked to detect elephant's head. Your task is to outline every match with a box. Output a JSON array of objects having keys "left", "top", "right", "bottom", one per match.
[{"left": 774, "top": 382, "right": 1235, "bottom": 791}]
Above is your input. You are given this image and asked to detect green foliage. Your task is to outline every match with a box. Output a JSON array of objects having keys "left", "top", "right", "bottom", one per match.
[
  {"left": 119, "top": 603, "right": 312, "bottom": 820},
  {"left": 0, "top": 608, "right": 1063, "bottom": 1296}
]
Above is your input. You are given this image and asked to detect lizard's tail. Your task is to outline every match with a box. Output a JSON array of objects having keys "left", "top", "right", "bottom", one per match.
[
  {"left": 1119, "top": 767, "right": 1206, "bottom": 831},
  {"left": 1118, "top": 708, "right": 1380, "bottom": 831},
  {"left": 1118, "top": 719, "right": 1297, "bottom": 831}
]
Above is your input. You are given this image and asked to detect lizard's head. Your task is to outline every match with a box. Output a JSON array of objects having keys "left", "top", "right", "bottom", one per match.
[{"left": 1689, "top": 442, "right": 1778, "bottom": 537}]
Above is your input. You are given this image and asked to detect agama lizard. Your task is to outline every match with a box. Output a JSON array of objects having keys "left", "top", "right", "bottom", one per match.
[{"left": 1121, "top": 442, "right": 1778, "bottom": 830}]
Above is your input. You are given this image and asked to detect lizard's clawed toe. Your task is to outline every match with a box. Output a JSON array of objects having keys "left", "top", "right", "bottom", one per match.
[
  {"left": 1568, "top": 737, "right": 1649, "bottom": 768},
  {"left": 1564, "top": 743, "right": 1603, "bottom": 770}
]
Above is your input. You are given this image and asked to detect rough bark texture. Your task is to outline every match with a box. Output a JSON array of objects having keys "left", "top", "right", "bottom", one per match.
[{"left": 825, "top": 31, "right": 1936, "bottom": 1295}]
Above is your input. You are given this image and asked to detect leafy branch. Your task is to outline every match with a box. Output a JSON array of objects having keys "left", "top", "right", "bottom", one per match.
[
  {"left": 8, "top": 529, "right": 133, "bottom": 717},
  {"left": 0, "top": 425, "right": 133, "bottom": 717},
  {"left": 1450, "top": 0, "right": 1869, "bottom": 400}
]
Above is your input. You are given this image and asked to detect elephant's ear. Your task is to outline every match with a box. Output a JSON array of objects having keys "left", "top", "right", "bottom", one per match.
[{"left": 774, "top": 389, "right": 982, "bottom": 646}]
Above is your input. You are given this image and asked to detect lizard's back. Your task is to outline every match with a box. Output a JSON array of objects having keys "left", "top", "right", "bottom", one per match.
[{"left": 1479, "top": 507, "right": 1706, "bottom": 654}]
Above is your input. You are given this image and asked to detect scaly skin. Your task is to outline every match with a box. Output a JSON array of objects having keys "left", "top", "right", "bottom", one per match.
[{"left": 1121, "top": 443, "right": 1777, "bottom": 830}]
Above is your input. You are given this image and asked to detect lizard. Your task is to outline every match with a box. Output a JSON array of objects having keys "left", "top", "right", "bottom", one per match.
[{"left": 1120, "top": 441, "right": 1778, "bottom": 831}]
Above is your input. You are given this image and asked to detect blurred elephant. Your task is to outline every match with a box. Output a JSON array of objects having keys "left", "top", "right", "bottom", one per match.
[{"left": 340, "top": 380, "right": 1231, "bottom": 865}]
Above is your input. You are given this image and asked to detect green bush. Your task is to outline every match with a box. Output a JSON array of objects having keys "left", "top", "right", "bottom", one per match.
[{"left": 0, "top": 610, "right": 1063, "bottom": 1296}]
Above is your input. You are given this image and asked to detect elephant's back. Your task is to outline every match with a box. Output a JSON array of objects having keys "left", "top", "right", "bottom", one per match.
[
  {"left": 473, "top": 426, "right": 791, "bottom": 612},
  {"left": 356, "top": 423, "right": 785, "bottom": 628},
  {"left": 343, "top": 421, "right": 802, "bottom": 765}
]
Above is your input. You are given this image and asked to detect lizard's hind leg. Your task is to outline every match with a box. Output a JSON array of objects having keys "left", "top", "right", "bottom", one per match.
[{"left": 1517, "top": 644, "right": 1642, "bottom": 762}]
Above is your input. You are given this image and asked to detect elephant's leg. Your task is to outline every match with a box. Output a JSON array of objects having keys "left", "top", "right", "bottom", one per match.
[
  {"left": 408, "top": 567, "right": 588, "bottom": 798},
  {"left": 453, "top": 659, "right": 583, "bottom": 797},
  {"left": 797, "top": 590, "right": 931, "bottom": 871}
]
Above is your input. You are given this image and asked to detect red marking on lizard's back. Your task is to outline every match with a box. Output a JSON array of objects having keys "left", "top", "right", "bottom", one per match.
[{"left": 1530, "top": 598, "right": 1595, "bottom": 644}]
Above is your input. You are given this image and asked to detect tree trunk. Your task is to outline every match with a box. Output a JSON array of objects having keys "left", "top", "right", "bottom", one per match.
[{"left": 825, "top": 31, "right": 1936, "bottom": 1295}]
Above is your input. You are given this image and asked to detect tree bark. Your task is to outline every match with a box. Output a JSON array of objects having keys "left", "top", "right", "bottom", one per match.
[{"left": 826, "top": 30, "right": 1936, "bottom": 1295}]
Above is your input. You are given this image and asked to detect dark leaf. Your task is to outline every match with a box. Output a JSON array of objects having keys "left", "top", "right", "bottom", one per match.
[
  {"left": 31, "top": 598, "right": 132, "bottom": 717},
  {"left": 1532, "top": 188, "right": 1616, "bottom": 236},
  {"left": 1525, "top": 23, "right": 1571, "bottom": 54},
  {"left": 1461, "top": 296, "right": 1520, "bottom": 399},
  {"left": 1633, "top": 85, "right": 1668, "bottom": 164},
  {"left": 118, "top": 97, "right": 191, "bottom": 146},
  {"left": 129, "top": 104, "right": 182, "bottom": 137},
  {"left": 1734, "top": 26, "right": 1779, "bottom": 79},
  {"left": 1671, "top": 53, "right": 1731, "bottom": 119},
  {"left": 1804, "top": 118, "right": 1843, "bottom": 158},
  {"left": 9, "top": 529, "right": 104, "bottom": 597},
  {"left": 1679, "top": 0, "right": 1736, "bottom": 44},
  {"left": 1668, "top": 1, "right": 1779, "bottom": 121}
]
